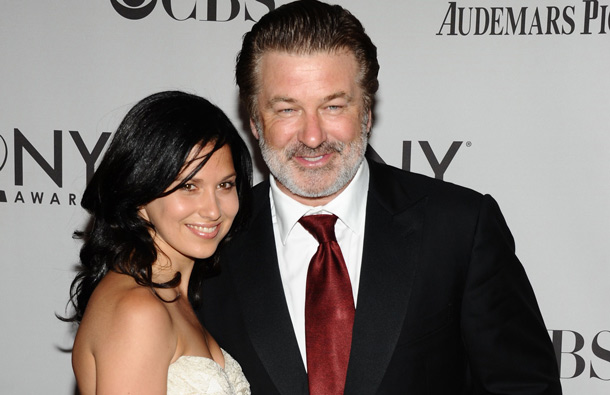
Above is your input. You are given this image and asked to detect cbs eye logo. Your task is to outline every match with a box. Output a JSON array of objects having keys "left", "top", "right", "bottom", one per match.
[
  {"left": 110, "top": 0, "right": 275, "bottom": 21},
  {"left": 110, "top": 0, "right": 156, "bottom": 20}
]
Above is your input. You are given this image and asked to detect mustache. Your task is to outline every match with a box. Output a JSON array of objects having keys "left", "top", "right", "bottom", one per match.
[{"left": 285, "top": 141, "right": 345, "bottom": 159}]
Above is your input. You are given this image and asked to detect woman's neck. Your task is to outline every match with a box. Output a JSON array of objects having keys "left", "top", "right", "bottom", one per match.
[{"left": 152, "top": 255, "right": 194, "bottom": 298}]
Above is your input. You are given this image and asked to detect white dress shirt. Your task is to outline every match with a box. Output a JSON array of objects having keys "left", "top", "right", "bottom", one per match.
[{"left": 269, "top": 160, "right": 370, "bottom": 368}]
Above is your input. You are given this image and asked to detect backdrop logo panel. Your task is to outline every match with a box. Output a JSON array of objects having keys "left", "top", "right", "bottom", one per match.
[
  {"left": 437, "top": 0, "right": 610, "bottom": 35},
  {"left": 110, "top": 0, "right": 275, "bottom": 21},
  {"left": 401, "top": 141, "right": 467, "bottom": 180},
  {"left": 369, "top": 140, "right": 469, "bottom": 181},
  {"left": 550, "top": 330, "right": 610, "bottom": 381},
  {"left": 0, "top": 129, "right": 111, "bottom": 206}
]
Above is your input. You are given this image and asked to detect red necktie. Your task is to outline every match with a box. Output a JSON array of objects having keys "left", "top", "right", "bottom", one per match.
[{"left": 299, "top": 214, "right": 355, "bottom": 395}]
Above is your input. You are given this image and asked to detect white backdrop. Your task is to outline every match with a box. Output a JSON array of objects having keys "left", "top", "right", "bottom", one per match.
[{"left": 0, "top": 1, "right": 608, "bottom": 394}]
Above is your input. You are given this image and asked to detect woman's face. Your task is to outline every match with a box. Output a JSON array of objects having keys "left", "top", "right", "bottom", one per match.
[{"left": 140, "top": 144, "right": 239, "bottom": 266}]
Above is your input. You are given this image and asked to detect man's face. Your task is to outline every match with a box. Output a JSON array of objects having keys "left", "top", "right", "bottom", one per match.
[{"left": 252, "top": 50, "right": 371, "bottom": 206}]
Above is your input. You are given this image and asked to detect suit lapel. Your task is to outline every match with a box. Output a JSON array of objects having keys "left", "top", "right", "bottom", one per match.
[
  {"left": 228, "top": 183, "right": 308, "bottom": 395},
  {"left": 344, "top": 161, "right": 427, "bottom": 394}
]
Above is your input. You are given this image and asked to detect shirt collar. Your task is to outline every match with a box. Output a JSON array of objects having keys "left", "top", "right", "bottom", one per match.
[{"left": 270, "top": 160, "right": 369, "bottom": 245}]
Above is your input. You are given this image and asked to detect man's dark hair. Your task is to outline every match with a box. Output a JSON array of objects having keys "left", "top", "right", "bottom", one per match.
[{"left": 236, "top": 0, "right": 379, "bottom": 120}]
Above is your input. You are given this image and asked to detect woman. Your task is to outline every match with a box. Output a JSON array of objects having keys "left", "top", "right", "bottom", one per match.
[{"left": 62, "top": 91, "right": 252, "bottom": 394}]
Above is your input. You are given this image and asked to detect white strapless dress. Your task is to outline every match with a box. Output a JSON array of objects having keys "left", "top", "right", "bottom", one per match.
[{"left": 167, "top": 349, "right": 250, "bottom": 394}]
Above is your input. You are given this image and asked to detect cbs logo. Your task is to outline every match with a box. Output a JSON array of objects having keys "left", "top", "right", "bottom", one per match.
[{"left": 110, "top": 0, "right": 274, "bottom": 22}]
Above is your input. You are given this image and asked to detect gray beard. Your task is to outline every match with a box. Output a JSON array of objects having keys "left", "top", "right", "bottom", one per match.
[{"left": 257, "top": 121, "right": 369, "bottom": 199}]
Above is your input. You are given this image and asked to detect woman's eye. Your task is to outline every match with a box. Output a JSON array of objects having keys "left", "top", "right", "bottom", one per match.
[
  {"left": 218, "top": 181, "right": 236, "bottom": 190},
  {"left": 182, "top": 183, "right": 196, "bottom": 191}
]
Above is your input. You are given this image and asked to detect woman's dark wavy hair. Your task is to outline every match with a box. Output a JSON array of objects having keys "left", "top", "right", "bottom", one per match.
[{"left": 62, "top": 91, "right": 252, "bottom": 323}]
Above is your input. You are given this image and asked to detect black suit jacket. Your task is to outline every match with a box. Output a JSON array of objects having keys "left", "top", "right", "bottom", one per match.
[{"left": 198, "top": 160, "right": 562, "bottom": 394}]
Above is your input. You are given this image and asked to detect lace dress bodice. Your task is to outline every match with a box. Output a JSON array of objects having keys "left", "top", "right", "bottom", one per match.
[{"left": 167, "top": 349, "right": 250, "bottom": 395}]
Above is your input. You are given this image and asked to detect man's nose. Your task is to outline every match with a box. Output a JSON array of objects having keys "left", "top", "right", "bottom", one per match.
[{"left": 298, "top": 112, "right": 326, "bottom": 148}]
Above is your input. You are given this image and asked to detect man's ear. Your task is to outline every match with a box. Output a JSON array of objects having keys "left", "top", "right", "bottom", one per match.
[
  {"left": 250, "top": 119, "right": 260, "bottom": 140},
  {"left": 366, "top": 109, "right": 373, "bottom": 134}
]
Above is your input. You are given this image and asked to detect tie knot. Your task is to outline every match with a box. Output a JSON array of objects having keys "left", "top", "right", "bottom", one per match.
[{"left": 299, "top": 214, "right": 338, "bottom": 244}]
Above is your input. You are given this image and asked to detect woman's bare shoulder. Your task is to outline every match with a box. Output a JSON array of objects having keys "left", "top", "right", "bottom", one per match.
[
  {"left": 84, "top": 271, "right": 175, "bottom": 350},
  {"left": 73, "top": 271, "right": 177, "bottom": 394}
]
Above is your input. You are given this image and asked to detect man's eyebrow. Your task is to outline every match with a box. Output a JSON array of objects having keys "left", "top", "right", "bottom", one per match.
[
  {"left": 267, "top": 96, "right": 297, "bottom": 107},
  {"left": 323, "top": 91, "right": 352, "bottom": 103},
  {"left": 265, "top": 92, "right": 353, "bottom": 108}
]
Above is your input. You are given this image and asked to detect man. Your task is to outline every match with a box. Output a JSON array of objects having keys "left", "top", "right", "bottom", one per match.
[{"left": 199, "top": 1, "right": 562, "bottom": 394}]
